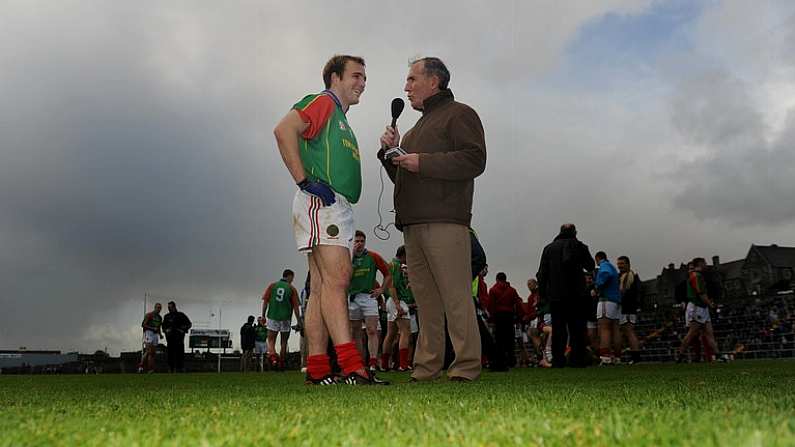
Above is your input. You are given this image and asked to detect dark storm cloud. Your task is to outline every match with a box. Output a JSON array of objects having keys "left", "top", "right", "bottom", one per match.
[
  {"left": 669, "top": 71, "right": 795, "bottom": 225},
  {"left": 0, "top": 2, "right": 286, "bottom": 351}
]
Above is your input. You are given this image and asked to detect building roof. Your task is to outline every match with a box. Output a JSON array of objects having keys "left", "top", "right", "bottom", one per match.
[
  {"left": 717, "top": 259, "right": 745, "bottom": 280},
  {"left": 753, "top": 244, "right": 795, "bottom": 268}
]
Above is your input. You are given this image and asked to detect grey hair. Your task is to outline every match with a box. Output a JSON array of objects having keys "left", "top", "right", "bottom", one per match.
[{"left": 410, "top": 57, "right": 450, "bottom": 90}]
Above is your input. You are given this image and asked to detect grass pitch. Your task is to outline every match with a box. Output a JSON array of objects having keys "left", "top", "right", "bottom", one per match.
[{"left": 1, "top": 360, "right": 794, "bottom": 446}]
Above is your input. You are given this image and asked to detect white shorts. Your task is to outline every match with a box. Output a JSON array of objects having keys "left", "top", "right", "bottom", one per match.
[
  {"left": 255, "top": 341, "right": 268, "bottom": 354},
  {"left": 543, "top": 313, "right": 552, "bottom": 327},
  {"left": 386, "top": 299, "right": 410, "bottom": 322},
  {"left": 685, "top": 302, "right": 711, "bottom": 325},
  {"left": 410, "top": 314, "right": 419, "bottom": 334},
  {"left": 596, "top": 301, "right": 621, "bottom": 320},
  {"left": 620, "top": 314, "right": 637, "bottom": 325},
  {"left": 266, "top": 319, "right": 292, "bottom": 333},
  {"left": 292, "top": 190, "right": 354, "bottom": 253},
  {"left": 349, "top": 292, "right": 380, "bottom": 320},
  {"left": 587, "top": 321, "right": 598, "bottom": 330},
  {"left": 143, "top": 330, "right": 159, "bottom": 347}
]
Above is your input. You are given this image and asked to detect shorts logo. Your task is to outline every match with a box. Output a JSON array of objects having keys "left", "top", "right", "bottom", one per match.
[{"left": 326, "top": 224, "right": 340, "bottom": 238}]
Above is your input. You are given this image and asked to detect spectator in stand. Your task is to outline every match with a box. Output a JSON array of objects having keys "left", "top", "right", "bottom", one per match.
[
  {"left": 593, "top": 251, "right": 621, "bottom": 365},
  {"left": 537, "top": 224, "right": 595, "bottom": 368},
  {"left": 162, "top": 301, "right": 192, "bottom": 373},
  {"left": 240, "top": 316, "right": 256, "bottom": 372},
  {"left": 488, "top": 272, "right": 524, "bottom": 371},
  {"left": 617, "top": 256, "right": 642, "bottom": 364}
]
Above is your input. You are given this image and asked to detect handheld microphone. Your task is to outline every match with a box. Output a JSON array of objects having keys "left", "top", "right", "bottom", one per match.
[
  {"left": 374, "top": 98, "right": 406, "bottom": 242},
  {"left": 390, "top": 98, "right": 404, "bottom": 129}
]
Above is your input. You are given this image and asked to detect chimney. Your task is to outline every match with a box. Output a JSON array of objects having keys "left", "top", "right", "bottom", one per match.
[{"left": 712, "top": 256, "right": 720, "bottom": 267}]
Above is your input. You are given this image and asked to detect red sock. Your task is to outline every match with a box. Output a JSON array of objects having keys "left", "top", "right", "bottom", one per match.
[
  {"left": 614, "top": 350, "right": 622, "bottom": 358},
  {"left": 381, "top": 353, "right": 391, "bottom": 370},
  {"left": 599, "top": 348, "right": 611, "bottom": 357},
  {"left": 335, "top": 342, "right": 364, "bottom": 375},
  {"left": 306, "top": 354, "right": 331, "bottom": 380},
  {"left": 399, "top": 348, "right": 409, "bottom": 369}
]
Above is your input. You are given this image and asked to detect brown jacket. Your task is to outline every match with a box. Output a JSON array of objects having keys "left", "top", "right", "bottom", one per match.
[{"left": 379, "top": 90, "right": 486, "bottom": 229}]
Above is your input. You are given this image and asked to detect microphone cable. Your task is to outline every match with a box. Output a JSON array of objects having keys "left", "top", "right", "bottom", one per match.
[{"left": 373, "top": 162, "right": 396, "bottom": 241}]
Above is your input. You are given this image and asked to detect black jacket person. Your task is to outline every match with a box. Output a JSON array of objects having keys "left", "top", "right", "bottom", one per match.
[
  {"left": 162, "top": 301, "right": 192, "bottom": 372},
  {"left": 537, "top": 224, "right": 594, "bottom": 367}
]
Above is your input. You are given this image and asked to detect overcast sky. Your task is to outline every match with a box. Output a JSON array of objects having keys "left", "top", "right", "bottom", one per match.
[{"left": 1, "top": 0, "right": 794, "bottom": 355}]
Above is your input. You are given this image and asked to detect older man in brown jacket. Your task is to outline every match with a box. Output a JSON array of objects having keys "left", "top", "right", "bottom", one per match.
[{"left": 379, "top": 57, "right": 486, "bottom": 382}]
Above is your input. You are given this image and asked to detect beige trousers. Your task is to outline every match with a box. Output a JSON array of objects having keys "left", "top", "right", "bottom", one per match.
[{"left": 404, "top": 223, "right": 481, "bottom": 380}]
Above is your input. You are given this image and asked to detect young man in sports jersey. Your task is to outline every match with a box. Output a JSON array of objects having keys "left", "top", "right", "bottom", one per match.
[
  {"left": 348, "top": 230, "right": 392, "bottom": 372},
  {"left": 254, "top": 316, "right": 269, "bottom": 371},
  {"left": 617, "top": 256, "right": 642, "bottom": 364},
  {"left": 141, "top": 302, "right": 163, "bottom": 373},
  {"left": 262, "top": 269, "right": 301, "bottom": 370},
  {"left": 593, "top": 251, "right": 621, "bottom": 365},
  {"left": 524, "top": 278, "right": 542, "bottom": 366},
  {"left": 678, "top": 257, "right": 719, "bottom": 362},
  {"left": 381, "top": 245, "right": 413, "bottom": 372},
  {"left": 274, "top": 54, "right": 385, "bottom": 385}
]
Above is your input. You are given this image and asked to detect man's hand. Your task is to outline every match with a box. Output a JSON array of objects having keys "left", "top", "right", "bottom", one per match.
[
  {"left": 370, "top": 287, "right": 384, "bottom": 298},
  {"left": 590, "top": 289, "right": 597, "bottom": 298},
  {"left": 392, "top": 153, "right": 419, "bottom": 173},
  {"left": 395, "top": 300, "right": 406, "bottom": 317},
  {"left": 380, "top": 126, "right": 400, "bottom": 148},
  {"left": 298, "top": 179, "right": 336, "bottom": 206}
]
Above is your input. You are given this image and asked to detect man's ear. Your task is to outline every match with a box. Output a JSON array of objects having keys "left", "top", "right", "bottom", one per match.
[{"left": 330, "top": 71, "right": 342, "bottom": 87}]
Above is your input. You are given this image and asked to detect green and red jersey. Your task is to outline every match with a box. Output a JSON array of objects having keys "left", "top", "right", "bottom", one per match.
[
  {"left": 387, "top": 258, "right": 414, "bottom": 305},
  {"left": 348, "top": 250, "right": 389, "bottom": 296},
  {"left": 263, "top": 279, "right": 296, "bottom": 321},
  {"left": 687, "top": 271, "right": 707, "bottom": 307},
  {"left": 142, "top": 312, "right": 162, "bottom": 333},
  {"left": 293, "top": 91, "right": 362, "bottom": 204},
  {"left": 254, "top": 324, "right": 268, "bottom": 342}
]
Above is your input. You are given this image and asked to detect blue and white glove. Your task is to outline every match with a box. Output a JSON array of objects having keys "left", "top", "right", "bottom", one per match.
[{"left": 298, "top": 179, "right": 336, "bottom": 206}]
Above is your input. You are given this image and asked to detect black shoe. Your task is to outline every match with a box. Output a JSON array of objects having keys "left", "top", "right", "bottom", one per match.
[
  {"left": 344, "top": 370, "right": 390, "bottom": 385},
  {"left": 305, "top": 374, "right": 337, "bottom": 385},
  {"left": 449, "top": 376, "right": 473, "bottom": 383}
]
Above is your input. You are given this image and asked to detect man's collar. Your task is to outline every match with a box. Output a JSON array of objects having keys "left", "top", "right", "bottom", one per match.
[
  {"left": 322, "top": 89, "right": 345, "bottom": 113},
  {"left": 422, "top": 89, "right": 454, "bottom": 113}
]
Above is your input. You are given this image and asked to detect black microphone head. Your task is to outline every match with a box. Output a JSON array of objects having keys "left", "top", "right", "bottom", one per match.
[{"left": 391, "top": 98, "right": 405, "bottom": 120}]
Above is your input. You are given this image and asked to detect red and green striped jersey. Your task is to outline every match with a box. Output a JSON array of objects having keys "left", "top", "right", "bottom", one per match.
[
  {"left": 254, "top": 325, "right": 268, "bottom": 342},
  {"left": 687, "top": 271, "right": 707, "bottom": 307},
  {"left": 263, "top": 280, "right": 295, "bottom": 321},
  {"left": 348, "top": 250, "right": 389, "bottom": 296},
  {"left": 142, "top": 312, "right": 162, "bottom": 332},
  {"left": 388, "top": 259, "right": 414, "bottom": 304},
  {"left": 293, "top": 91, "right": 362, "bottom": 204}
]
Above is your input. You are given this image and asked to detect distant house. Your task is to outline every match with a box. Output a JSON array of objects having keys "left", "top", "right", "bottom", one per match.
[{"left": 643, "top": 244, "right": 795, "bottom": 306}]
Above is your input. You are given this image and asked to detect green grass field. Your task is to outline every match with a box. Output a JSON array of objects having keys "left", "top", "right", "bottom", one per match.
[{"left": 2, "top": 360, "right": 794, "bottom": 446}]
